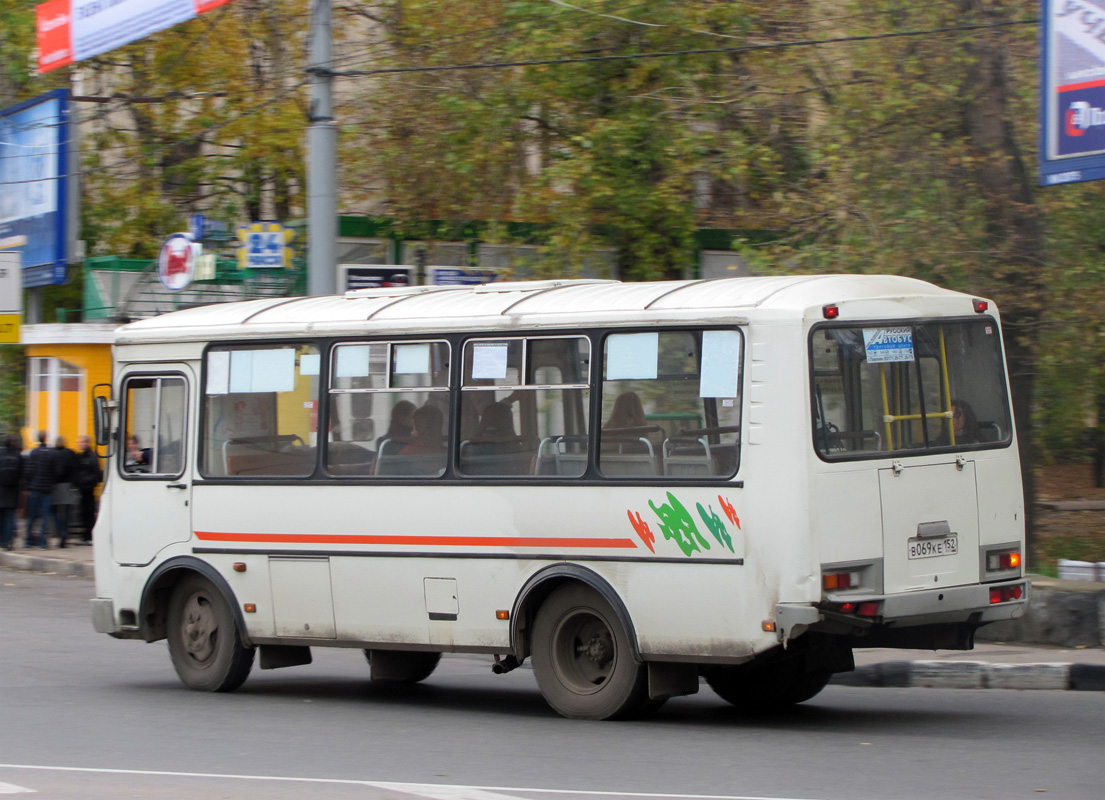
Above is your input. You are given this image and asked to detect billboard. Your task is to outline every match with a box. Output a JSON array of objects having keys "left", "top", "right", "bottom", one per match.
[
  {"left": 35, "top": 0, "right": 237, "bottom": 74},
  {"left": 0, "top": 89, "right": 71, "bottom": 287},
  {"left": 1040, "top": 0, "right": 1105, "bottom": 185}
]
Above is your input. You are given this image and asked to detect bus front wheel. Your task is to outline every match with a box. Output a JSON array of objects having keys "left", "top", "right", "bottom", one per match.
[
  {"left": 531, "top": 584, "right": 649, "bottom": 720},
  {"left": 167, "top": 575, "right": 255, "bottom": 692}
]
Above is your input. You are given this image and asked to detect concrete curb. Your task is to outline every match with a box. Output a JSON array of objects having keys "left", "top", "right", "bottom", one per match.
[
  {"left": 832, "top": 660, "right": 1105, "bottom": 691},
  {"left": 0, "top": 551, "right": 94, "bottom": 579}
]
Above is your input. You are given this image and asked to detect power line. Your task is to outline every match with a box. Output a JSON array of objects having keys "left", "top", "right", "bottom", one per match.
[{"left": 331, "top": 18, "right": 1040, "bottom": 77}]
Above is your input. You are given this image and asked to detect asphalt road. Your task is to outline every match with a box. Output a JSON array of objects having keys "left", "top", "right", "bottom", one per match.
[{"left": 1, "top": 569, "right": 1103, "bottom": 800}]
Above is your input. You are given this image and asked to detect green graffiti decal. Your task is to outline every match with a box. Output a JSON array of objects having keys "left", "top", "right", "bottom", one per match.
[
  {"left": 648, "top": 492, "right": 710, "bottom": 556},
  {"left": 697, "top": 502, "right": 734, "bottom": 553}
]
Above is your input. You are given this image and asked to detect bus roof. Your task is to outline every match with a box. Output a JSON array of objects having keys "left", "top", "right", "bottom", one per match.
[{"left": 114, "top": 274, "right": 980, "bottom": 344}]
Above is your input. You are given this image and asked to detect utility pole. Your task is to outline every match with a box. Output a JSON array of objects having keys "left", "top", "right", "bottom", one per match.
[{"left": 307, "top": 0, "right": 337, "bottom": 297}]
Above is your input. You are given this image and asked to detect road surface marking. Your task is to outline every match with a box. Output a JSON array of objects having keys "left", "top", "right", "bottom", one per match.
[
  {"left": 0, "top": 782, "right": 34, "bottom": 795},
  {"left": 0, "top": 766, "right": 826, "bottom": 800}
]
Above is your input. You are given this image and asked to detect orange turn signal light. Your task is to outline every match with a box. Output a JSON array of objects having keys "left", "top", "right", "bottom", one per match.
[
  {"left": 243, "top": 603, "right": 257, "bottom": 613},
  {"left": 496, "top": 610, "right": 510, "bottom": 620}
]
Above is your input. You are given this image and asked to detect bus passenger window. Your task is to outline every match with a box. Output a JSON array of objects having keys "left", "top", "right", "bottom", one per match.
[
  {"left": 326, "top": 340, "right": 450, "bottom": 478},
  {"left": 600, "top": 330, "right": 742, "bottom": 479},
  {"left": 460, "top": 336, "right": 590, "bottom": 478},
  {"left": 202, "top": 345, "right": 320, "bottom": 478}
]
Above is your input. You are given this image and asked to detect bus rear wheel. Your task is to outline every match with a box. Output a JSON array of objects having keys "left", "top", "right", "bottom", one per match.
[
  {"left": 531, "top": 584, "right": 649, "bottom": 720},
  {"left": 364, "top": 650, "right": 441, "bottom": 683},
  {"left": 704, "top": 658, "right": 830, "bottom": 711},
  {"left": 167, "top": 575, "right": 254, "bottom": 692}
]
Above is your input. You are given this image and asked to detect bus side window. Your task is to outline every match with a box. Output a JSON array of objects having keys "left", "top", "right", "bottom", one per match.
[
  {"left": 600, "top": 329, "right": 742, "bottom": 479},
  {"left": 202, "top": 345, "right": 320, "bottom": 478},
  {"left": 458, "top": 336, "right": 590, "bottom": 479},
  {"left": 326, "top": 340, "right": 451, "bottom": 478}
]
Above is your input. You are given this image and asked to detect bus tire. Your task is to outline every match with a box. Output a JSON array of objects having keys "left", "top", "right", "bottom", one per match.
[
  {"left": 167, "top": 574, "right": 255, "bottom": 692},
  {"left": 531, "top": 584, "right": 649, "bottom": 720},
  {"left": 364, "top": 650, "right": 441, "bottom": 683},
  {"left": 704, "top": 659, "right": 830, "bottom": 711}
]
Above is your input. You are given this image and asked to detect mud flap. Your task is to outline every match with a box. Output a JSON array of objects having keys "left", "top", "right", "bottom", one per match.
[{"left": 647, "top": 661, "right": 700, "bottom": 700}]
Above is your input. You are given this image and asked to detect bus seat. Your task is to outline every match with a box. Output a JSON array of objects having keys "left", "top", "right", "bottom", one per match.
[
  {"left": 552, "top": 435, "right": 589, "bottom": 477},
  {"left": 373, "top": 452, "right": 446, "bottom": 477},
  {"left": 458, "top": 448, "right": 535, "bottom": 476},
  {"left": 978, "top": 421, "right": 1002, "bottom": 442},
  {"left": 598, "top": 453, "right": 659, "bottom": 476},
  {"left": 662, "top": 436, "right": 714, "bottom": 477}
]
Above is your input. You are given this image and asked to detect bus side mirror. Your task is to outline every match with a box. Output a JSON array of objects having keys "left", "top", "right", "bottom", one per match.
[{"left": 93, "top": 395, "right": 115, "bottom": 449}]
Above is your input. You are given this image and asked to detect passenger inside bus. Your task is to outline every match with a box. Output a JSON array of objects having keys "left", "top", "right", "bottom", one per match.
[
  {"left": 940, "top": 399, "right": 981, "bottom": 446},
  {"left": 603, "top": 391, "right": 647, "bottom": 431},
  {"left": 399, "top": 405, "right": 445, "bottom": 455},
  {"left": 377, "top": 400, "right": 416, "bottom": 456},
  {"left": 465, "top": 403, "right": 524, "bottom": 456},
  {"left": 460, "top": 402, "right": 532, "bottom": 475}
]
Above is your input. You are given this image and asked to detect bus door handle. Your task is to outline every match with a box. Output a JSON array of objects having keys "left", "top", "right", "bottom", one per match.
[{"left": 166, "top": 483, "right": 188, "bottom": 490}]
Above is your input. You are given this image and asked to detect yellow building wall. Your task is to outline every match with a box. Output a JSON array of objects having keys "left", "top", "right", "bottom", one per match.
[{"left": 23, "top": 343, "right": 113, "bottom": 448}]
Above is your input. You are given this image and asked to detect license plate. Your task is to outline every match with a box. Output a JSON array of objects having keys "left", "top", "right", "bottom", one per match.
[{"left": 908, "top": 536, "right": 958, "bottom": 559}]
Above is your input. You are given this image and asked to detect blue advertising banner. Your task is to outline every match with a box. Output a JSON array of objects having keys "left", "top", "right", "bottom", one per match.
[
  {"left": 0, "top": 89, "right": 70, "bottom": 286},
  {"left": 1040, "top": 1, "right": 1105, "bottom": 186}
]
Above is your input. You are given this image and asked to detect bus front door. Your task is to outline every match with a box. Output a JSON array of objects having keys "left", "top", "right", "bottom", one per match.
[{"left": 112, "top": 370, "right": 193, "bottom": 566}]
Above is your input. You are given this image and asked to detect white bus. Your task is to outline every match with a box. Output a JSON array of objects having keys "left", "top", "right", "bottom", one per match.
[{"left": 90, "top": 275, "right": 1028, "bottom": 719}]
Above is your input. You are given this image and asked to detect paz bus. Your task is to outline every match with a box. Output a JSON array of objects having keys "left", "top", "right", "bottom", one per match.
[{"left": 89, "top": 275, "right": 1028, "bottom": 719}]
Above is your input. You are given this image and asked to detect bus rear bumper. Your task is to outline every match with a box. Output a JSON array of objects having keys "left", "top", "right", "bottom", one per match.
[{"left": 778, "top": 578, "right": 1030, "bottom": 644}]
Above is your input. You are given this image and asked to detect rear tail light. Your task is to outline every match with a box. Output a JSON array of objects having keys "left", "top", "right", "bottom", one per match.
[
  {"left": 823, "top": 570, "right": 861, "bottom": 591},
  {"left": 857, "top": 602, "right": 880, "bottom": 617},
  {"left": 989, "top": 584, "right": 1024, "bottom": 604},
  {"left": 987, "top": 551, "right": 1021, "bottom": 571},
  {"left": 826, "top": 600, "right": 881, "bottom": 618}
]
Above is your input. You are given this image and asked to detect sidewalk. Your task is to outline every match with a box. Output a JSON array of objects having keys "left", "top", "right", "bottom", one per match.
[{"left": 2, "top": 542, "right": 1103, "bottom": 691}]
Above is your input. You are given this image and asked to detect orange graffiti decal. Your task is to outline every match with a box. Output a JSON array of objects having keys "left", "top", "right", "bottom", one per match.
[
  {"left": 627, "top": 510, "right": 656, "bottom": 553},
  {"left": 718, "top": 496, "right": 741, "bottom": 529}
]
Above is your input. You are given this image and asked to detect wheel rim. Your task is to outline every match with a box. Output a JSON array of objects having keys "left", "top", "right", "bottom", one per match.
[
  {"left": 180, "top": 592, "right": 218, "bottom": 665},
  {"left": 551, "top": 607, "right": 617, "bottom": 694}
]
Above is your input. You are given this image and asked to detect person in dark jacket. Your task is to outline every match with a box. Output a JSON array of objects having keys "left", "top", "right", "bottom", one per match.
[
  {"left": 0, "top": 433, "right": 23, "bottom": 551},
  {"left": 23, "top": 430, "right": 57, "bottom": 549},
  {"left": 52, "top": 436, "right": 78, "bottom": 547},
  {"left": 73, "top": 435, "right": 103, "bottom": 545}
]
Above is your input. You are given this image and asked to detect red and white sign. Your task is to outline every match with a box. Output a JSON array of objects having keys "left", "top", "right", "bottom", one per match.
[
  {"left": 158, "top": 232, "right": 198, "bottom": 291},
  {"left": 35, "top": 0, "right": 237, "bottom": 74}
]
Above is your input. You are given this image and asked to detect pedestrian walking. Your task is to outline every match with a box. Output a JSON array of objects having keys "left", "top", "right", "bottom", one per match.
[
  {"left": 23, "top": 430, "right": 57, "bottom": 549},
  {"left": 73, "top": 434, "right": 103, "bottom": 545},
  {"left": 52, "top": 436, "right": 78, "bottom": 547},
  {"left": 0, "top": 433, "right": 23, "bottom": 551}
]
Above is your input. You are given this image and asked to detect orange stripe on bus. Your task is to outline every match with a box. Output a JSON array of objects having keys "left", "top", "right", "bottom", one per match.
[{"left": 194, "top": 531, "right": 638, "bottom": 549}]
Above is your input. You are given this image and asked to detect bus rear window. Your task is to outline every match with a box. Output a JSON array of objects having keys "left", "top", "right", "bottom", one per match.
[{"left": 811, "top": 320, "right": 1011, "bottom": 459}]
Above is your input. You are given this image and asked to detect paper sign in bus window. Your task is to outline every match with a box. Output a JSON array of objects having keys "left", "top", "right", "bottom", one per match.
[
  {"left": 395, "top": 343, "right": 431, "bottom": 375},
  {"left": 251, "top": 349, "right": 297, "bottom": 392},
  {"left": 699, "top": 330, "right": 741, "bottom": 398},
  {"left": 606, "top": 333, "right": 659, "bottom": 380},
  {"left": 335, "top": 345, "right": 372, "bottom": 378},
  {"left": 229, "top": 349, "right": 296, "bottom": 393},
  {"left": 862, "top": 327, "right": 914, "bottom": 363},
  {"left": 299, "top": 353, "right": 320, "bottom": 376},
  {"left": 206, "top": 351, "right": 230, "bottom": 395},
  {"left": 472, "top": 342, "right": 509, "bottom": 380}
]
